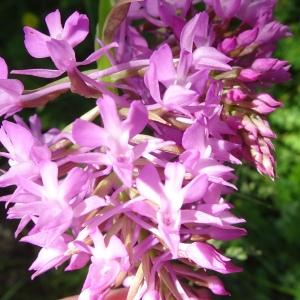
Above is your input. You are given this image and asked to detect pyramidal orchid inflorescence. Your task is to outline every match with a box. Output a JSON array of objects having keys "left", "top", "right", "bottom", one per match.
[{"left": 0, "top": 1, "right": 290, "bottom": 299}]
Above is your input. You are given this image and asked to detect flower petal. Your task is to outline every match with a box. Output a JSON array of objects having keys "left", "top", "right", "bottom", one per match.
[
  {"left": 0, "top": 57, "right": 8, "bottom": 79},
  {"left": 47, "top": 39, "right": 76, "bottom": 71},
  {"left": 24, "top": 26, "right": 50, "bottom": 58},
  {"left": 72, "top": 119, "right": 107, "bottom": 148},
  {"left": 11, "top": 68, "right": 64, "bottom": 78},
  {"left": 62, "top": 11, "right": 89, "bottom": 47},
  {"left": 136, "top": 164, "right": 164, "bottom": 205},
  {"left": 122, "top": 101, "right": 148, "bottom": 139},
  {"left": 45, "top": 9, "right": 63, "bottom": 37}
]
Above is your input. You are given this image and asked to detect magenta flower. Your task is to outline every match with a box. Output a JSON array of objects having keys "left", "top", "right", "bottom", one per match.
[
  {"left": 13, "top": 39, "right": 118, "bottom": 98},
  {"left": 136, "top": 163, "right": 209, "bottom": 257},
  {"left": 79, "top": 227, "right": 129, "bottom": 300},
  {"left": 24, "top": 9, "right": 89, "bottom": 58},
  {"left": 28, "top": 235, "right": 72, "bottom": 278},
  {"left": 0, "top": 57, "right": 24, "bottom": 116},
  {"left": 179, "top": 242, "right": 242, "bottom": 274},
  {"left": 12, "top": 162, "right": 91, "bottom": 246},
  {"left": 144, "top": 44, "right": 201, "bottom": 111},
  {"left": 0, "top": 2, "right": 290, "bottom": 299},
  {"left": 72, "top": 95, "right": 148, "bottom": 187},
  {"left": 0, "top": 120, "right": 50, "bottom": 187},
  {"left": 14, "top": 9, "right": 118, "bottom": 97}
]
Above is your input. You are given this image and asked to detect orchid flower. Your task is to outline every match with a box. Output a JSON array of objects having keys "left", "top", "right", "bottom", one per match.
[
  {"left": 24, "top": 9, "right": 89, "bottom": 58},
  {"left": 79, "top": 227, "right": 129, "bottom": 300},
  {"left": 0, "top": 3, "right": 290, "bottom": 299},
  {"left": 0, "top": 120, "right": 51, "bottom": 187},
  {"left": 0, "top": 57, "right": 24, "bottom": 116},
  {"left": 136, "top": 162, "right": 209, "bottom": 257},
  {"left": 72, "top": 94, "right": 148, "bottom": 187}
]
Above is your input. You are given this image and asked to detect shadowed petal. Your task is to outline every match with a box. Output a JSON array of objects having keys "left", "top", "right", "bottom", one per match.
[{"left": 122, "top": 101, "right": 148, "bottom": 139}]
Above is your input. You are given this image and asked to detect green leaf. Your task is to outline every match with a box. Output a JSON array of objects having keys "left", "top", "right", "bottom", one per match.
[{"left": 96, "top": 0, "right": 115, "bottom": 70}]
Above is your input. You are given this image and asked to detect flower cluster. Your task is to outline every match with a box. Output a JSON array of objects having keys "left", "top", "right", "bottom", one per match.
[{"left": 0, "top": 1, "right": 290, "bottom": 299}]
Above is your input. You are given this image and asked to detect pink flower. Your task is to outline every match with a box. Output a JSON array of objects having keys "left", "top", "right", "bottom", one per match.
[
  {"left": 0, "top": 1, "right": 289, "bottom": 298},
  {"left": 0, "top": 120, "right": 50, "bottom": 187},
  {"left": 136, "top": 163, "right": 208, "bottom": 257},
  {"left": 29, "top": 235, "right": 72, "bottom": 278},
  {"left": 72, "top": 95, "right": 148, "bottom": 187},
  {"left": 15, "top": 10, "right": 117, "bottom": 97},
  {"left": 24, "top": 9, "right": 89, "bottom": 58},
  {"left": 0, "top": 57, "right": 24, "bottom": 116},
  {"left": 179, "top": 242, "right": 242, "bottom": 274},
  {"left": 14, "top": 162, "right": 91, "bottom": 246},
  {"left": 79, "top": 227, "right": 129, "bottom": 300}
]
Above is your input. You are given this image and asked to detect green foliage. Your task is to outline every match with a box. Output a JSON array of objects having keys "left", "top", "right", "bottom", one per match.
[{"left": 96, "top": 0, "right": 114, "bottom": 70}]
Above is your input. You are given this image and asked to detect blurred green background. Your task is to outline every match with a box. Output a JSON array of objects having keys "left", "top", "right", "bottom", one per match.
[{"left": 0, "top": 0, "right": 300, "bottom": 299}]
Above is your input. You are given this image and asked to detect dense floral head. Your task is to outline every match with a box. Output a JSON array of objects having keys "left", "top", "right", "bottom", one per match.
[{"left": 0, "top": 1, "right": 290, "bottom": 299}]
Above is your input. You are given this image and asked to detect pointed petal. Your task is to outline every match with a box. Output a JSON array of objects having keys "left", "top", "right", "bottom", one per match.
[
  {"left": 70, "top": 153, "right": 109, "bottom": 165},
  {"left": 2, "top": 121, "right": 34, "bottom": 159},
  {"left": 107, "top": 235, "right": 128, "bottom": 260},
  {"left": 15, "top": 216, "right": 31, "bottom": 237},
  {"left": 193, "top": 47, "right": 232, "bottom": 71},
  {"left": 180, "top": 242, "right": 242, "bottom": 274},
  {"left": 182, "top": 122, "right": 206, "bottom": 152},
  {"left": 40, "top": 162, "right": 59, "bottom": 198},
  {"left": 97, "top": 95, "right": 122, "bottom": 137},
  {"left": 18, "top": 177, "right": 43, "bottom": 197},
  {"left": 132, "top": 142, "right": 148, "bottom": 159},
  {"left": 177, "top": 50, "right": 193, "bottom": 82},
  {"left": 73, "top": 196, "right": 107, "bottom": 217},
  {"left": 72, "top": 119, "right": 107, "bottom": 148},
  {"left": 122, "top": 101, "right": 148, "bottom": 139},
  {"left": 164, "top": 162, "right": 185, "bottom": 193},
  {"left": 127, "top": 200, "right": 156, "bottom": 219},
  {"left": 0, "top": 57, "right": 8, "bottom": 79},
  {"left": 11, "top": 68, "right": 64, "bottom": 78},
  {"left": 181, "top": 210, "right": 222, "bottom": 225},
  {"left": 47, "top": 39, "right": 76, "bottom": 71},
  {"left": 180, "top": 14, "right": 199, "bottom": 52},
  {"left": 0, "top": 79, "right": 24, "bottom": 97},
  {"left": 180, "top": 12, "right": 209, "bottom": 51},
  {"left": 65, "top": 252, "right": 90, "bottom": 271},
  {"left": 151, "top": 44, "right": 176, "bottom": 86},
  {"left": 0, "top": 79, "right": 23, "bottom": 116},
  {"left": 89, "top": 227, "right": 105, "bottom": 255},
  {"left": 69, "top": 68, "right": 99, "bottom": 97},
  {"left": 113, "top": 161, "right": 133, "bottom": 187},
  {"left": 144, "top": 61, "right": 161, "bottom": 102},
  {"left": 78, "top": 42, "right": 118, "bottom": 66},
  {"left": 0, "top": 162, "right": 36, "bottom": 187},
  {"left": 59, "top": 167, "right": 88, "bottom": 200},
  {"left": 213, "top": 0, "right": 241, "bottom": 19},
  {"left": 136, "top": 164, "right": 164, "bottom": 205},
  {"left": 45, "top": 9, "right": 63, "bottom": 37},
  {"left": 182, "top": 174, "right": 208, "bottom": 203}
]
